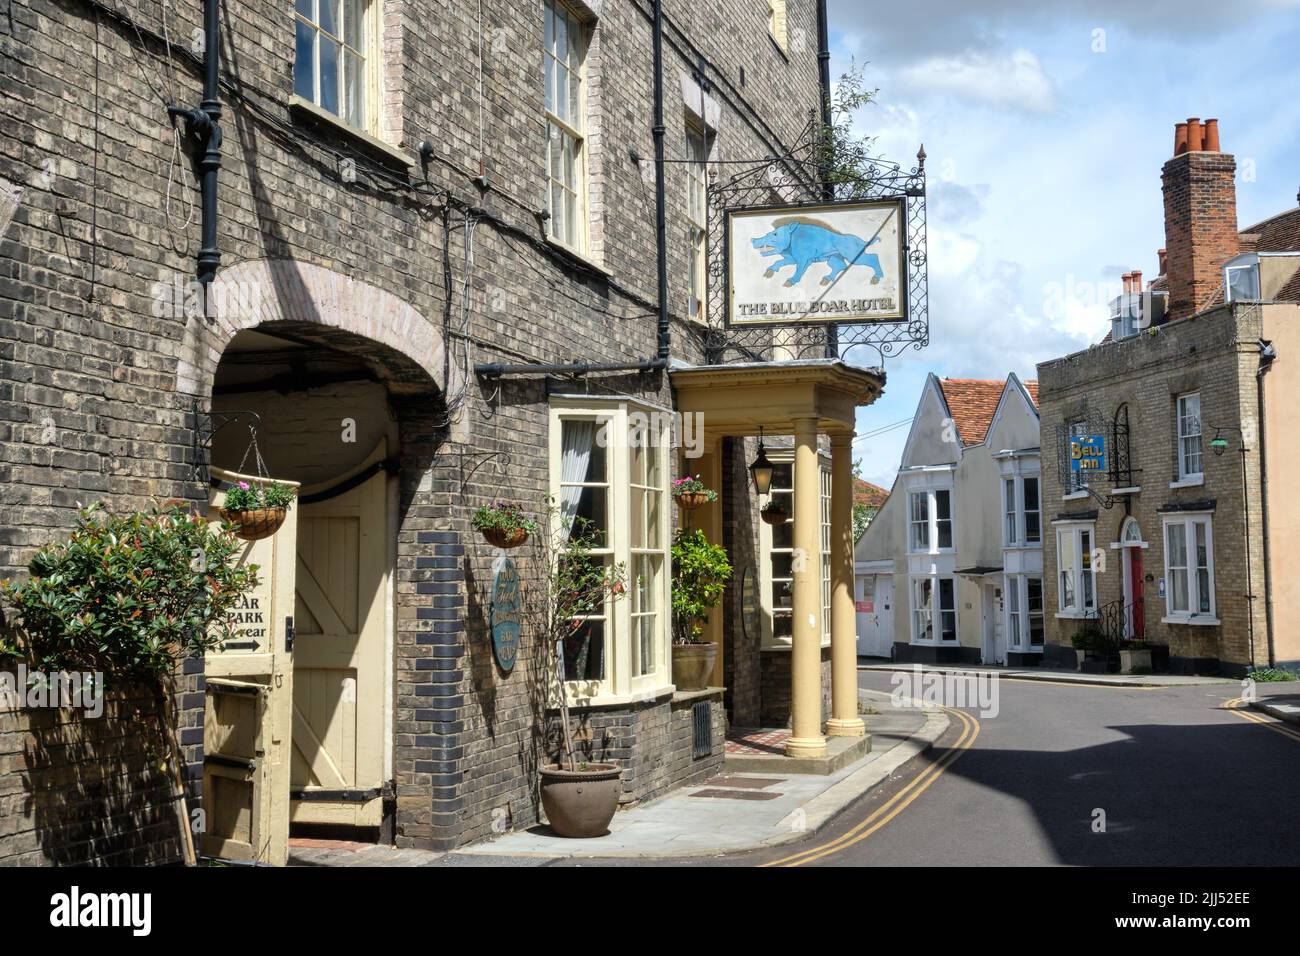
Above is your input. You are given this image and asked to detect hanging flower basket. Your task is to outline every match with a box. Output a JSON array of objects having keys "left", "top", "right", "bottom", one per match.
[
  {"left": 672, "top": 476, "right": 717, "bottom": 511},
  {"left": 220, "top": 507, "right": 288, "bottom": 541},
  {"left": 675, "top": 491, "right": 713, "bottom": 511},
  {"left": 472, "top": 503, "right": 537, "bottom": 550},
  {"left": 220, "top": 479, "right": 296, "bottom": 541},
  {"left": 481, "top": 526, "right": 529, "bottom": 549},
  {"left": 760, "top": 501, "right": 789, "bottom": 526}
]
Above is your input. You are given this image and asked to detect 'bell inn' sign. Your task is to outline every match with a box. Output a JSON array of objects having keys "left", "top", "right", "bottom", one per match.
[
  {"left": 1071, "top": 435, "right": 1106, "bottom": 474},
  {"left": 726, "top": 197, "right": 907, "bottom": 326}
]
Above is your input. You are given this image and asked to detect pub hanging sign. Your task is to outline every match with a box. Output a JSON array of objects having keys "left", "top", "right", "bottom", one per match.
[
  {"left": 1071, "top": 435, "right": 1106, "bottom": 475},
  {"left": 726, "top": 197, "right": 907, "bottom": 327}
]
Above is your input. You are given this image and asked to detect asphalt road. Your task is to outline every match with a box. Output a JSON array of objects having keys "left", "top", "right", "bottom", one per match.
[{"left": 445, "top": 671, "right": 1300, "bottom": 867}]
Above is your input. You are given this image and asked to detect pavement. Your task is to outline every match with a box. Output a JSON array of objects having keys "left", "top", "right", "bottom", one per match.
[
  {"left": 858, "top": 660, "right": 1235, "bottom": 688},
  {"left": 447, "top": 687, "right": 942, "bottom": 861},
  {"left": 1248, "top": 692, "right": 1300, "bottom": 726}
]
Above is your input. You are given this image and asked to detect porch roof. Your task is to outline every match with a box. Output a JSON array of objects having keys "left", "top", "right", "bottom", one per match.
[{"left": 670, "top": 359, "right": 885, "bottom": 436}]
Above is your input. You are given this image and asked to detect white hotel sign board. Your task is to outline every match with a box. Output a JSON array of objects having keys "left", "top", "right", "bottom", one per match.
[{"left": 726, "top": 198, "right": 907, "bottom": 326}]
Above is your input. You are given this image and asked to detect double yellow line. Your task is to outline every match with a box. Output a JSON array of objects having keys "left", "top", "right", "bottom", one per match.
[
  {"left": 1223, "top": 696, "right": 1300, "bottom": 743},
  {"left": 762, "top": 707, "right": 981, "bottom": 867}
]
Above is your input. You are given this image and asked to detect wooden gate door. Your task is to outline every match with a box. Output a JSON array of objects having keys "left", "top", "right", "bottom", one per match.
[
  {"left": 203, "top": 469, "right": 298, "bottom": 866},
  {"left": 290, "top": 441, "right": 389, "bottom": 827}
]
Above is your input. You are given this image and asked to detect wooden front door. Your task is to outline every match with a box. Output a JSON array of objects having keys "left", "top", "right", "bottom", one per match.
[
  {"left": 204, "top": 469, "right": 298, "bottom": 866},
  {"left": 1127, "top": 548, "right": 1145, "bottom": 641},
  {"left": 290, "top": 442, "right": 390, "bottom": 827}
]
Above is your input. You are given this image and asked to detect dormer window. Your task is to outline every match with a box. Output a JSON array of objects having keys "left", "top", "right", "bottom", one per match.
[
  {"left": 1224, "top": 253, "right": 1260, "bottom": 303},
  {"left": 1110, "top": 291, "right": 1141, "bottom": 340}
]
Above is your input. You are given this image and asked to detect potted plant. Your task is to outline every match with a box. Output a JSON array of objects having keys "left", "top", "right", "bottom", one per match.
[
  {"left": 671, "top": 527, "right": 733, "bottom": 691},
  {"left": 760, "top": 499, "right": 789, "bottom": 525},
  {"left": 1, "top": 503, "right": 262, "bottom": 865},
  {"left": 1119, "top": 642, "right": 1153, "bottom": 674},
  {"left": 531, "top": 501, "right": 627, "bottom": 838},
  {"left": 472, "top": 502, "right": 537, "bottom": 549},
  {"left": 672, "top": 475, "right": 717, "bottom": 511},
  {"left": 220, "top": 479, "right": 296, "bottom": 541}
]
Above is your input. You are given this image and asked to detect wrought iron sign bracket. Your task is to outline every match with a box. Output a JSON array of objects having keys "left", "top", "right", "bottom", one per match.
[{"left": 191, "top": 401, "right": 264, "bottom": 485}]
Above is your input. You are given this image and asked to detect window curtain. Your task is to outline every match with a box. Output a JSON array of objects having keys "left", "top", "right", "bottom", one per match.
[{"left": 559, "top": 420, "right": 596, "bottom": 531}]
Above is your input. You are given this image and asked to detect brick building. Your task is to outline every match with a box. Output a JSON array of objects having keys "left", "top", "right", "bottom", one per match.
[
  {"left": 1037, "top": 118, "right": 1300, "bottom": 676},
  {"left": 1, "top": 0, "right": 886, "bottom": 862}
]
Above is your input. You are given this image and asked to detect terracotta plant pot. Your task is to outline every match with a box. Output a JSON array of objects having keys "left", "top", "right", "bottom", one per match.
[
  {"left": 760, "top": 504, "right": 788, "bottom": 526},
  {"left": 219, "top": 507, "right": 287, "bottom": 541},
  {"left": 482, "top": 526, "right": 529, "bottom": 549},
  {"left": 672, "top": 641, "right": 718, "bottom": 691},
  {"left": 538, "top": 763, "right": 622, "bottom": 838},
  {"left": 674, "top": 491, "right": 714, "bottom": 511}
]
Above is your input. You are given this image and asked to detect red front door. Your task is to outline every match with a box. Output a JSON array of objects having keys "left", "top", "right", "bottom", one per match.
[{"left": 1127, "top": 548, "right": 1145, "bottom": 640}]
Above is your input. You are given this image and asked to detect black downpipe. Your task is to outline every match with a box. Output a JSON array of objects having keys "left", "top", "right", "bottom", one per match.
[
  {"left": 652, "top": 0, "right": 670, "bottom": 361},
  {"left": 476, "top": 358, "right": 666, "bottom": 379},
  {"left": 169, "top": 0, "right": 223, "bottom": 302},
  {"left": 816, "top": 0, "right": 838, "bottom": 358},
  {"left": 1257, "top": 342, "right": 1276, "bottom": 665}
]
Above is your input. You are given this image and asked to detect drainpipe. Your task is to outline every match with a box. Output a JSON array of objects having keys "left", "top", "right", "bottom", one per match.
[
  {"left": 1256, "top": 339, "right": 1277, "bottom": 665},
  {"left": 169, "top": 0, "right": 223, "bottom": 306},
  {"left": 652, "top": 0, "right": 670, "bottom": 361},
  {"left": 816, "top": 0, "right": 838, "bottom": 359}
]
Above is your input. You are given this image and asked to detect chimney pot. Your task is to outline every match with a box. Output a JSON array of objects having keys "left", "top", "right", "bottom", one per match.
[
  {"left": 1203, "top": 118, "right": 1220, "bottom": 152},
  {"left": 1174, "top": 122, "right": 1189, "bottom": 155},
  {"left": 1132, "top": 270, "right": 1143, "bottom": 291},
  {"left": 1186, "top": 118, "right": 1202, "bottom": 152},
  {"left": 1121, "top": 272, "right": 1131, "bottom": 294}
]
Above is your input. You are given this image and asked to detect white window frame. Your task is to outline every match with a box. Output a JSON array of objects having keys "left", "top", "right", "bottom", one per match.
[
  {"left": 1161, "top": 513, "right": 1217, "bottom": 624},
  {"left": 1224, "top": 253, "right": 1261, "bottom": 303},
  {"left": 757, "top": 448, "right": 832, "bottom": 650},
  {"left": 293, "top": 0, "right": 383, "bottom": 136},
  {"left": 1002, "top": 474, "right": 1042, "bottom": 548},
  {"left": 685, "top": 118, "right": 710, "bottom": 323},
  {"left": 543, "top": 0, "right": 589, "bottom": 254},
  {"left": 910, "top": 573, "right": 957, "bottom": 645},
  {"left": 549, "top": 398, "right": 672, "bottom": 703},
  {"left": 1055, "top": 523, "right": 1097, "bottom": 618},
  {"left": 766, "top": 0, "right": 788, "bottom": 52},
  {"left": 908, "top": 486, "right": 954, "bottom": 554},
  {"left": 1004, "top": 574, "right": 1046, "bottom": 652},
  {"left": 1176, "top": 392, "right": 1203, "bottom": 483}
]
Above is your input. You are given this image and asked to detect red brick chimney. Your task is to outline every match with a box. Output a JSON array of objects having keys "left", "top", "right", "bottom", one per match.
[{"left": 1162, "top": 117, "right": 1239, "bottom": 321}]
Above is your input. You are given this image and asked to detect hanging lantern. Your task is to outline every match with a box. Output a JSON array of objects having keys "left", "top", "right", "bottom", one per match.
[{"left": 749, "top": 426, "right": 774, "bottom": 496}]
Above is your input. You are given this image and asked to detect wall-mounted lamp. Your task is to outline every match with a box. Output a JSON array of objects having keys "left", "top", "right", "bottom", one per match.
[
  {"left": 749, "top": 426, "right": 774, "bottom": 496},
  {"left": 1210, "top": 430, "right": 1230, "bottom": 456}
]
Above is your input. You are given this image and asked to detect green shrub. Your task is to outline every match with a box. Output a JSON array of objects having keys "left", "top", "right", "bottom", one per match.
[
  {"left": 1246, "top": 667, "right": 1298, "bottom": 683},
  {"left": 1, "top": 503, "right": 259, "bottom": 681},
  {"left": 671, "top": 528, "right": 732, "bottom": 645}
]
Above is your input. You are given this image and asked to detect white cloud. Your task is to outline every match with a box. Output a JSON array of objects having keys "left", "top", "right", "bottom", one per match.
[{"left": 898, "top": 49, "right": 1056, "bottom": 113}]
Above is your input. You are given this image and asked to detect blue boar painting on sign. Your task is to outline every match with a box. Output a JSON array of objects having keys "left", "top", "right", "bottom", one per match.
[
  {"left": 727, "top": 198, "right": 906, "bottom": 326},
  {"left": 751, "top": 217, "right": 884, "bottom": 288}
]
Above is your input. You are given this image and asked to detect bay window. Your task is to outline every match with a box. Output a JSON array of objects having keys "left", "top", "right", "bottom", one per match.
[
  {"left": 1003, "top": 474, "right": 1041, "bottom": 547},
  {"left": 1004, "top": 575, "right": 1046, "bottom": 651},
  {"left": 1163, "top": 514, "right": 1216, "bottom": 622},
  {"left": 1056, "top": 524, "right": 1097, "bottom": 616},
  {"left": 912, "top": 575, "right": 957, "bottom": 643},
  {"left": 909, "top": 486, "right": 954, "bottom": 553},
  {"left": 550, "top": 399, "right": 670, "bottom": 700},
  {"left": 759, "top": 451, "right": 833, "bottom": 647}
]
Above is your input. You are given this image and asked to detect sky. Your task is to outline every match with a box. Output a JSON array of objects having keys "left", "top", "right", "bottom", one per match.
[{"left": 829, "top": 0, "right": 1300, "bottom": 488}]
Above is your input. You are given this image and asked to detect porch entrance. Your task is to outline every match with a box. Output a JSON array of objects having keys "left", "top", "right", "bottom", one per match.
[
  {"left": 982, "top": 583, "right": 1006, "bottom": 666},
  {"left": 290, "top": 440, "right": 390, "bottom": 827},
  {"left": 1118, "top": 517, "right": 1147, "bottom": 641}
]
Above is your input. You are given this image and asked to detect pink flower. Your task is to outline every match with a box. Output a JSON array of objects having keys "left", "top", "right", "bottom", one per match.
[{"left": 237, "top": 481, "right": 250, "bottom": 490}]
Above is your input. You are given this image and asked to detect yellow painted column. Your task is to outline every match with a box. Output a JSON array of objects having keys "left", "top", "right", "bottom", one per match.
[
  {"left": 786, "top": 417, "right": 828, "bottom": 758},
  {"left": 827, "top": 431, "right": 866, "bottom": 737}
]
